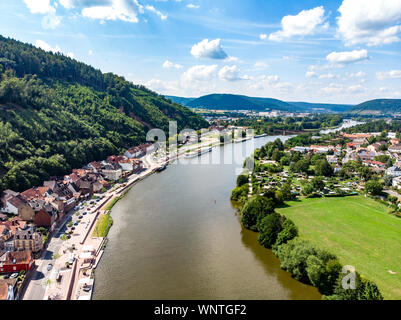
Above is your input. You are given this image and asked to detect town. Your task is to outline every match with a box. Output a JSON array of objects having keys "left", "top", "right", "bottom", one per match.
[{"left": 0, "top": 142, "right": 157, "bottom": 300}]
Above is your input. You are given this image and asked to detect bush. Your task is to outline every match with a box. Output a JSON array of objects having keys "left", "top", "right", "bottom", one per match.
[
  {"left": 236, "top": 174, "right": 248, "bottom": 187},
  {"left": 230, "top": 184, "right": 249, "bottom": 201}
]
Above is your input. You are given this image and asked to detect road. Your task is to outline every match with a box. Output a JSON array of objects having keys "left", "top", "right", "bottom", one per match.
[{"left": 20, "top": 214, "right": 71, "bottom": 300}]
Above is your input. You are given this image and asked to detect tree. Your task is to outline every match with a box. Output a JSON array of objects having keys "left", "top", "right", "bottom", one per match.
[
  {"left": 326, "top": 272, "right": 383, "bottom": 300},
  {"left": 315, "top": 159, "right": 333, "bottom": 177},
  {"left": 281, "top": 181, "right": 293, "bottom": 201},
  {"left": 383, "top": 175, "right": 393, "bottom": 187},
  {"left": 293, "top": 159, "right": 309, "bottom": 174},
  {"left": 274, "top": 218, "right": 298, "bottom": 249},
  {"left": 365, "top": 180, "right": 383, "bottom": 196},
  {"left": 241, "top": 196, "right": 275, "bottom": 231},
  {"left": 302, "top": 183, "right": 315, "bottom": 197},
  {"left": 311, "top": 176, "right": 325, "bottom": 191},
  {"left": 257, "top": 212, "right": 283, "bottom": 248}
]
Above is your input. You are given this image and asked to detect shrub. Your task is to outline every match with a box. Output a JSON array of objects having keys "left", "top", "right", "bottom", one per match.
[{"left": 236, "top": 174, "right": 248, "bottom": 187}]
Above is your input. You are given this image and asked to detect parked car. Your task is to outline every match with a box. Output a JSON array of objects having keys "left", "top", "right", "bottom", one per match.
[
  {"left": 74, "top": 222, "right": 79, "bottom": 226},
  {"left": 79, "top": 216, "right": 83, "bottom": 219},
  {"left": 10, "top": 273, "right": 18, "bottom": 279},
  {"left": 83, "top": 212, "right": 87, "bottom": 215},
  {"left": 47, "top": 264, "right": 53, "bottom": 271}
]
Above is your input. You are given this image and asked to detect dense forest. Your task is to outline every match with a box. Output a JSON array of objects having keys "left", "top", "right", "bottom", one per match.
[
  {"left": 232, "top": 114, "right": 343, "bottom": 135},
  {"left": 349, "top": 99, "right": 401, "bottom": 115},
  {"left": 0, "top": 35, "right": 208, "bottom": 192}
]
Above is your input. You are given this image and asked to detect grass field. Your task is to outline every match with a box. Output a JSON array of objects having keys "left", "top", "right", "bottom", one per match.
[{"left": 276, "top": 195, "right": 401, "bottom": 300}]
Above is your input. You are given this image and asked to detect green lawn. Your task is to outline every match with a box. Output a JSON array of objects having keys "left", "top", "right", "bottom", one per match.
[
  {"left": 92, "top": 213, "right": 113, "bottom": 238},
  {"left": 277, "top": 195, "right": 401, "bottom": 300}
]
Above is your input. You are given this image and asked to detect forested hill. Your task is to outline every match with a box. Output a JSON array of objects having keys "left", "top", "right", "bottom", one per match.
[
  {"left": 0, "top": 35, "right": 208, "bottom": 192},
  {"left": 181, "top": 94, "right": 299, "bottom": 111},
  {"left": 348, "top": 99, "right": 401, "bottom": 115}
]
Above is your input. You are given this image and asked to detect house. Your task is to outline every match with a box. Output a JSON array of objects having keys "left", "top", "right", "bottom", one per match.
[
  {"left": 388, "top": 145, "right": 401, "bottom": 154},
  {"left": 0, "top": 194, "right": 35, "bottom": 222},
  {"left": 101, "top": 165, "right": 123, "bottom": 181},
  {"left": 363, "top": 160, "right": 386, "bottom": 170},
  {"left": 292, "top": 147, "right": 311, "bottom": 153},
  {"left": 0, "top": 225, "right": 12, "bottom": 250},
  {"left": 367, "top": 142, "right": 387, "bottom": 153},
  {"left": 0, "top": 251, "right": 34, "bottom": 273},
  {"left": 118, "top": 159, "right": 134, "bottom": 172},
  {"left": 386, "top": 166, "right": 401, "bottom": 177},
  {"left": 388, "top": 132, "right": 397, "bottom": 139},
  {"left": 33, "top": 209, "right": 57, "bottom": 229},
  {"left": 0, "top": 278, "right": 18, "bottom": 300},
  {"left": 124, "top": 143, "right": 155, "bottom": 159},
  {"left": 393, "top": 176, "right": 401, "bottom": 188},
  {"left": 390, "top": 138, "right": 401, "bottom": 145},
  {"left": 14, "top": 226, "right": 43, "bottom": 253},
  {"left": 87, "top": 161, "right": 103, "bottom": 172},
  {"left": 75, "top": 180, "right": 93, "bottom": 198},
  {"left": 326, "top": 155, "right": 338, "bottom": 164},
  {"left": 342, "top": 133, "right": 371, "bottom": 139}
]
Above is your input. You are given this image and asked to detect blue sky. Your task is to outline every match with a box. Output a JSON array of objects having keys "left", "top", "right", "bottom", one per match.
[{"left": 1, "top": 0, "right": 401, "bottom": 104}]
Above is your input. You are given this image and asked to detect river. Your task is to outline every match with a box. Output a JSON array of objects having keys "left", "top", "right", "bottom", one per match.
[{"left": 93, "top": 135, "right": 321, "bottom": 300}]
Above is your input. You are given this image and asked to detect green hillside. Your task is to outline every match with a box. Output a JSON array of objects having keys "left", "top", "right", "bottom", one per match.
[
  {"left": 349, "top": 99, "right": 401, "bottom": 115},
  {"left": 0, "top": 35, "right": 208, "bottom": 192},
  {"left": 184, "top": 94, "right": 299, "bottom": 111}
]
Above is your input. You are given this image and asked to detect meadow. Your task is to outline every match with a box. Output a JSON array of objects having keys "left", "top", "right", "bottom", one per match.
[{"left": 277, "top": 195, "right": 401, "bottom": 299}]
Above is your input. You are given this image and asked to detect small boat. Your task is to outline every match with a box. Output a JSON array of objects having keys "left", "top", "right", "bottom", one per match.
[
  {"left": 255, "top": 133, "right": 268, "bottom": 138},
  {"left": 184, "top": 147, "right": 212, "bottom": 158},
  {"left": 156, "top": 165, "right": 167, "bottom": 172}
]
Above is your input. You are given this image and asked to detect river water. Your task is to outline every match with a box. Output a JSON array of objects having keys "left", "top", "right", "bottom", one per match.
[{"left": 93, "top": 135, "right": 321, "bottom": 300}]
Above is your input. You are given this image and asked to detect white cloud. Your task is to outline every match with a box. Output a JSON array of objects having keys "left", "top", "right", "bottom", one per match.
[
  {"left": 23, "top": 0, "right": 54, "bottom": 14},
  {"left": 259, "top": 34, "right": 267, "bottom": 40},
  {"left": 269, "top": 6, "right": 327, "bottom": 41},
  {"left": 326, "top": 49, "right": 368, "bottom": 65},
  {"left": 348, "top": 71, "right": 367, "bottom": 78},
  {"left": 145, "top": 5, "right": 167, "bottom": 20},
  {"left": 190, "top": 39, "right": 228, "bottom": 60},
  {"left": 186, "top": 4, "right": 200, "bottom": 9},
  {"left": 319, "top": 73, "right": 336, "bottom": 79},
  {"left": 218, "top": 65, "right": 249, "bottom": 81},
  {"left": 88, "top": 49, "right": 93, "bottom": 55},
  {"left": 376, "top": 70, "right": 401, "bottom": 80},
  {"left": 305, "top": 71, "right": 317, "bottom": 78},
  {"left": 163, "top": 60, "right": 183, "bottom": 69},
  {"left": 337, "top": 0, "right": 401, "bottom": 46},
  {"left": 42, "top": 12, "right": 62, "bottom": 29},
  {"left": 35, "top": 40, "right": 61, "bottom": 53},
  {"left": 181, "top": 65, "right": 218, "bottom": 84},
  {"left": 254, "top": 61, "right": 269, "bottom": 68},
  {"left": 35, "top": 40, "right": 74, "bottom": 58},
  {"left": 81, "top": 0, "right": 144, "bottom": 23}
]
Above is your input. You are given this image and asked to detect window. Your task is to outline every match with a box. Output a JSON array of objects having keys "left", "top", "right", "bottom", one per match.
[{"left": 13, "top": 266, "right": 16, "bottom": 270}]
